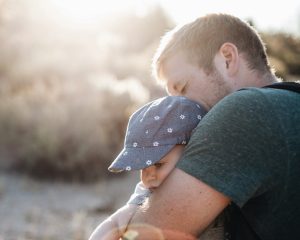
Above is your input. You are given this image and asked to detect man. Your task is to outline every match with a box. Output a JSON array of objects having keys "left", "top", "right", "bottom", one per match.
[{"left": 124, "top": 13, "right": 300, "bottom": 240}]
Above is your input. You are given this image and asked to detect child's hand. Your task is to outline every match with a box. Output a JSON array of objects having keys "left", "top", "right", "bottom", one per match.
[
  {"left": 115, "top": 204, "right": 137, "bottom": 233},
  {"left": 88, "top": 204, "right": 138, "bottom": 240}
]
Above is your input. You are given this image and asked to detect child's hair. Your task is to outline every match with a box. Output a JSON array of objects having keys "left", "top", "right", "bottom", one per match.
[{"left": 108, "top": 96, "right": 207, "bottom": 172}]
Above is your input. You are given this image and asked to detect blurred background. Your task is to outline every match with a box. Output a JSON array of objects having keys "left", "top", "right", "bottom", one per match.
[{"left": 0, "top": 0, "right": 299, "bottom": 239}]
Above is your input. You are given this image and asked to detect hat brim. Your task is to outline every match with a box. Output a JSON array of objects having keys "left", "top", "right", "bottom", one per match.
[{"left": 108, "top": 144, "right": 175, "bottom": 172}]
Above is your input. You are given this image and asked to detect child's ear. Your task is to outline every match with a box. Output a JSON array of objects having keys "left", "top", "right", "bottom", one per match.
[{"left": 219, "top": 43, "right": 239, "bottom": 77}]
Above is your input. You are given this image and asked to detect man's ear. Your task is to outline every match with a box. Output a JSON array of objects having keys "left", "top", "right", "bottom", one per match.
[{"left": 219, "top": 43, "right": 239, "bottom": 76}]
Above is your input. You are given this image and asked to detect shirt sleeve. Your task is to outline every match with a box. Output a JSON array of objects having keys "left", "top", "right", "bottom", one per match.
[
  {"left": 176, "top": 89, "right": 286, "bottom": 207},
  {"left": 127, "top": 182, "right": 151, "bottom": 205}
]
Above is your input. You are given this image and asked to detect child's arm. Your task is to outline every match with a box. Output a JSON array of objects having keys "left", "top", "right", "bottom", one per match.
[
  {"left": 89, "top": 204, "right": 137, "bottom": 240},
  {"left": 89, "top": 182, "right": 151, "bottom": 240},
  {"left": 127, "top": 181, "right": 151, "bottom": 205}
]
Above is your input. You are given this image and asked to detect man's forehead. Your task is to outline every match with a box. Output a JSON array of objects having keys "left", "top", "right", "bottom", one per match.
[
  {"left": 161, "top": 55, "right": 186, "bottom": 76},
  {"left": 160, "top": 54, "right": 199, "bottom": 82},
  {"left": 159, "top": 63, "right": 186, "bottom": 87}
]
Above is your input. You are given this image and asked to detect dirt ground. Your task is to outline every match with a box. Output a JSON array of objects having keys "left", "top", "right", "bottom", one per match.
[{"left": 0, "top": 171, "right": 139, "bottom": 240}]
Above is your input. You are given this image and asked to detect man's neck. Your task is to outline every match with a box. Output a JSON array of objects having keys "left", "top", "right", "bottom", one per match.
[
  {"left": 236, "top": 71, "right": 279, "bottom": 90},
  {"left": 259, "top": 71, "right": 280, "bottom": 86}
]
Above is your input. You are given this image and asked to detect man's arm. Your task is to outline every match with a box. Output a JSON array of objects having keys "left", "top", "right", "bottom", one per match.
[{"left": 126, "top": 168, "right": 230, "bottom": 239}]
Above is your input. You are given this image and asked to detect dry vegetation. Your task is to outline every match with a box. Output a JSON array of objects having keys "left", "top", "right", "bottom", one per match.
[
  {"left": 0, "top": 77, "right": 147, "bottom": 181},
  {"left": 0, "top": 0, "right": 168, "bottom": 181},
  {"left": 263, "top": 32, "right": 300, "bottom": 79}
]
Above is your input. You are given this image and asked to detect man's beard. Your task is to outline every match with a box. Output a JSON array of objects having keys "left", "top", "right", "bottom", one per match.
[{"left": 209, "top": 68, "right": 232, "bottom": 105}]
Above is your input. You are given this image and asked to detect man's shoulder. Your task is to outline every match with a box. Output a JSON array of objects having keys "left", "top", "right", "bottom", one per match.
[
  {"left": 234, "top": 82, "right": 300, "bottom": 98},
  {"left": 217, "top": 85, "right": 299, "bottom": 111},
  {"left": 211, "top": 88, "right": 269, "bottom": 115},
  {"left": 202, "top": 85, "right": 299, "bottom": 135},
  {"left": 228, "top": 85, "right": 296, "bottom": 98}
]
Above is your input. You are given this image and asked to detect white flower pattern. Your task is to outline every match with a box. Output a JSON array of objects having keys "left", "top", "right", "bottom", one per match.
[
  {"left": 120, "top": 97, "right": 206, "bottom": 172},
  {"left": 146, "top": 160, "right": 152, "bottom": 165}
]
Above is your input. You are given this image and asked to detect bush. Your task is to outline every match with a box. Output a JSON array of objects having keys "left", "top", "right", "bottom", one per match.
[
  {"left": 263, "top": 33, "right": 300, "bottom": 79},
  {"left": 0, "top": 76, "right": 149, "bottom": 182}
]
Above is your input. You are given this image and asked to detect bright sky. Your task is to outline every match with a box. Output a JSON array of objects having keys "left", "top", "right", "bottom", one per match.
[
  {"left": 147, "top": 0, "right": 300, "bottom": 36},
  {"left": 49, "top": 0, "right": 300, "bottom": 36}
]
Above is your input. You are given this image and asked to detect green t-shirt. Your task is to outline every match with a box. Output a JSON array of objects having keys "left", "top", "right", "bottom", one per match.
[{"left": 177, "top": 87, "right": 300, "bottom": 240}]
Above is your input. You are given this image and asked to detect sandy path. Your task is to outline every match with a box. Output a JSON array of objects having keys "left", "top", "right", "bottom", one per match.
[{"left": 0, "top": 171, "right": 139, "bottom": 240}]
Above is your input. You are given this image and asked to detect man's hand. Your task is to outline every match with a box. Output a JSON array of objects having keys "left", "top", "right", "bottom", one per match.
[{"left": 125, "top": 168, "right": 230, "bottom": 239}]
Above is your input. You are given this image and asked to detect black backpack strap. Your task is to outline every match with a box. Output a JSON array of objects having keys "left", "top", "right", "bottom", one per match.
[
  {"left": 263, "top": 81, "right": 300, "bottom": 93},
  {"left": 224, "top": 204, "right": 262, "bottom": 240}
]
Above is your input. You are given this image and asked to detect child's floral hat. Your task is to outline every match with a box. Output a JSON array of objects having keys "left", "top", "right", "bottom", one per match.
[{"left": 108, "top": 96, "right": 207, "bottom": 172}]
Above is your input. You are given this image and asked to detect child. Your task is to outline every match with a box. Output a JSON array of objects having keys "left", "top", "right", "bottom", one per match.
[{"left": 88, "top": 96, "right": 207, "bottom": 240}]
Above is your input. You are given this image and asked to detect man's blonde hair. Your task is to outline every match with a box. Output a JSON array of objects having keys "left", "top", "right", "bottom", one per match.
[{"left": 152, "top": 13, "right": 271, "bottom": 81}]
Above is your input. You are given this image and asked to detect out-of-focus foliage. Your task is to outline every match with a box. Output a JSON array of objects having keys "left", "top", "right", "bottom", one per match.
[
  {"left": 262, "top": 33, "right": 300, "bottom": 79},
  {"left": 0, "top": 77, "right": 148, "bottom": 181},
  {"left": 0, "top": 0, "right": 299, "bottom": 182},
  {"left": 0, "top": 0, "right": 170, "bottom": 181}
]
